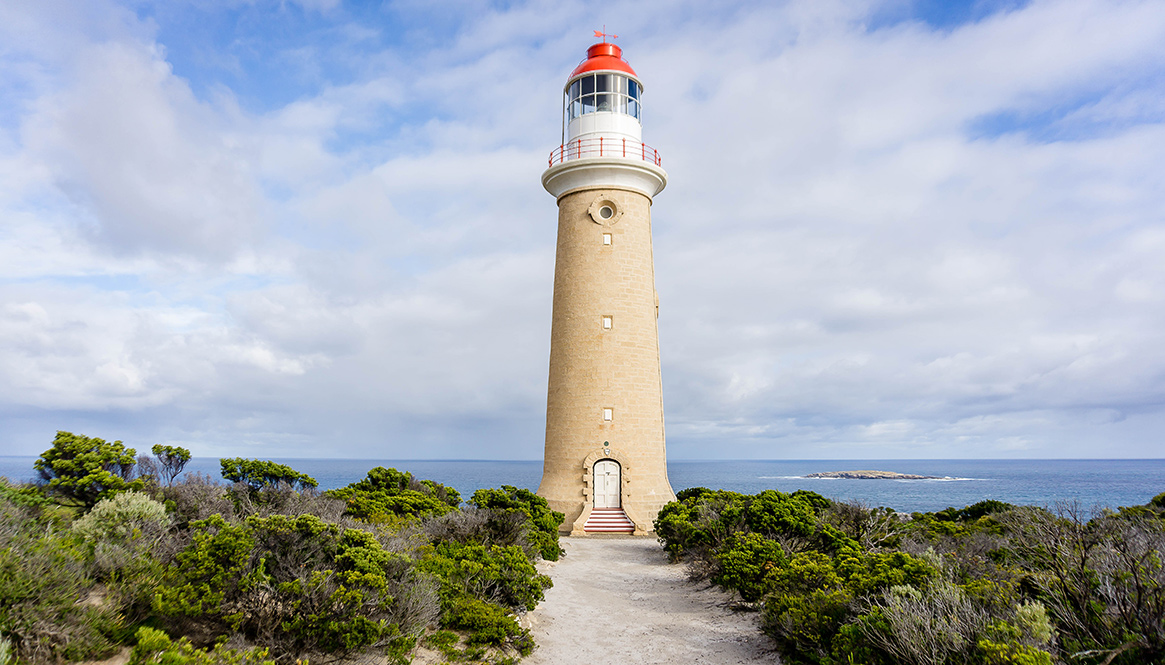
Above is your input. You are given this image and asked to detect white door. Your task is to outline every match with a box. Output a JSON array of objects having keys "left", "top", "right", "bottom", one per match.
[{"left": 593, "top": 460, "right": 621, "bottom": 508}]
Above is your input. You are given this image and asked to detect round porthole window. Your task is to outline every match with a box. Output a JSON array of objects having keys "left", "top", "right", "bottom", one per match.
[{"left": 588, "top": 196, "right": 623, "bottom": 225}]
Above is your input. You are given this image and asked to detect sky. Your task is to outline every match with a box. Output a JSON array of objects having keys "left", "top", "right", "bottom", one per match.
[{"left": 1, "top": 0, "right": 1163, "bottom": 461}]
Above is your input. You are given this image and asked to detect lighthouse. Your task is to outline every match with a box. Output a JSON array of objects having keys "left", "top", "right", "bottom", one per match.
[{"left": 537, "top": 38, "right": 675, "bottom": 536}]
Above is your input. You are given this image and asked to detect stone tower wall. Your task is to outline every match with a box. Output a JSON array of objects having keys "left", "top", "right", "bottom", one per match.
[{"left": 538, "top": 185, "right": 676, "bottom": 533}]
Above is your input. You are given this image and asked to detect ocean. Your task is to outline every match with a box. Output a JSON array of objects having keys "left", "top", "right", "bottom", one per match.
[{"left": 2, "top": 457, "right": 1161, "bottom": 514}]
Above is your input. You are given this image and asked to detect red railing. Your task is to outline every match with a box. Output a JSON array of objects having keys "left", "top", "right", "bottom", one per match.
[{"left": 548, "top": 137, "right": 662, "bottom": 167}]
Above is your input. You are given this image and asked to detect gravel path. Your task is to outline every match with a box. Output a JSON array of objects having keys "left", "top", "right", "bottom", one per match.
[{"left": 521, "top": 537, "right": 780, "bottom": 664}]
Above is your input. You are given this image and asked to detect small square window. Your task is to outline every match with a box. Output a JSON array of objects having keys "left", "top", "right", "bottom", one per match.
[
  {"left": 602, "top": 316, "right": 612, "bottom": 330},
  {"left": 602, "top": 233, "right": 612, "bottom": 245},
  {"left": 602, "top": 408, "right": 613, "bottom": 421}
]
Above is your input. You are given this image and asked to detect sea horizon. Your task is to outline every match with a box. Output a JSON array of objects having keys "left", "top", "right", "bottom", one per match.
[{"left": 3, "top": 456, "right": 1161, "bottom": 514}]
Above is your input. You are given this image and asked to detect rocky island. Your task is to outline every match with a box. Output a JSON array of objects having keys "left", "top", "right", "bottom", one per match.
[{"left": 805, "top": 470, "right": 942, "bottom": 480}]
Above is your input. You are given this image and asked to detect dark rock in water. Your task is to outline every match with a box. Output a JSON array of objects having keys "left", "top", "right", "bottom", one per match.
[{"left": 805, "top": 470, "right": 942, "bottom": 480}]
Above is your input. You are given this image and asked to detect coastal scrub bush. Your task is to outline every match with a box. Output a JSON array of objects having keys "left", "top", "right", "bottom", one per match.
[
  {"left": 139, "top": 445, "right": 193, "bottom": 489},
  {"left": 72, "top": 491, "right": 172, "bottom": 622},
  {"left": 72, "top": 491, "right": 170, "bottom": 553},
  {"left": 859, "top": 580, "right": 987, "bottom": 665},
  {"left": 1000, "top": 504, "right": 1163, "bottom": 663},
  {"left": 1151, "top": 491, "right": 1165, "bottom": 511},
  {"left": 227, "top": 481, "right": 346, "bottom": 521},
  {"left": 154, "top": 513, "right": 436, "bottom": 661},
  {"left": 129, "top": 627, "right": 274, "bottom": 665},
  {"left": 34, "top": 431, "right": 143, "bottom": 509},
  {"left": 417, "top": 541, "right": 550, "bottom": 612},
  {"left": 746, "top": 490, "right": 818, "bottom": 538},
  {"left": 653, "top": 488, "right": 748, "bottom": 560},
  {"left": 326, "top": 466, "right": 460, "bottom": 522},
  {"left": 470, "top": 486, "right": 565, "bottom": 561},
  {"left": 821, "top": 500, "right": 905, "bottom": 550},
  {"left": 162, "top": 472, "right": 235, "bottom": 527},
  {"left": 0, "top": 489, "right": 118, "bottom": 662},
  {"left": 658, "top": 487, "right": 1165, "bottom": 665},
  {"left": 712, "top": 532, "right": 787, "bottom": 602},
  {"left": 442, "top": 596, "right": 534, "bottom": 655},
  {"left": 219, "top": 458, "right": 317, "bottom": 492},
  {"left": 0, "top": 479, "right": 51, "bottom": 509},
  {"left": 152, "top": 445, "right": 192, "bottom": 486},
  {"left": 655, "top": 487, "right": 835, "bottom": 588},
  {"left": 975, "top": 603, "right": 1055, "bottom": 665},
  {"left": 423, "top": 506, "right": 529, "bottom": 557},
  {"left": 906, "top": 500, "right": 1015, "bottom": 540}
]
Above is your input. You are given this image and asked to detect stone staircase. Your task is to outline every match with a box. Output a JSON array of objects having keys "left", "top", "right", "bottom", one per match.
[{"left": 584, "top": 507, "right": 636, "bottom": 533}]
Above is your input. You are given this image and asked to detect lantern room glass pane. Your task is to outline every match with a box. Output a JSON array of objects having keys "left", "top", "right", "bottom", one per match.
[
  {"left": 580, "top": 75, "right": 594, "bottom": 95},
  {"left": 570, "top": 99, "right": 582, "bottom": 119},
  {"left": 628, "top": 80, "right": 639, "bottom": 100},
  {"left": 595, "top": 74, "right": 612, "bottom": 93},
  {"left": 569, "top": 80, "right": 580, "bottom": 100},
  {"left": 595, "top": 94, "right": 614, "bottom": 112},
  {"left": 614, "top": 76, "right": 628, "bottom": 94},
  {"left": 612, "top": 95, "right": 627, "bottom": 114},
  {"left": 628, "top": 98, "right": 639, "bottom": 119},
  {"left": 581, "top": 94, "right": 595, "bottom": 114}
]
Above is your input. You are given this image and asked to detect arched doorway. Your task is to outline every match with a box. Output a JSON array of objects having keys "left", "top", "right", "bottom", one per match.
[{"left": 593, "top": 459, "right": 621, "bottom": 508}]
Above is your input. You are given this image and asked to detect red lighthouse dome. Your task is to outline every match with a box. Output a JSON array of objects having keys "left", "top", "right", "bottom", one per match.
[{"left": 570, "top": 42, "right": 638, "bottom": 78}]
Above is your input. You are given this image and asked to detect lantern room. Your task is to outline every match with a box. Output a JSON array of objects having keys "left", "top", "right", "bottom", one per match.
[
  {"left": 562, "top": 42, "right": 645, "bottom": 146},
  {"left": 545, "top": 39, "right": 664, "bottom": 193}
]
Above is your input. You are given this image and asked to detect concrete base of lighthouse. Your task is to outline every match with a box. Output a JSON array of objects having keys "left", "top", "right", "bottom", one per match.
[{"left": 537, "top": 166, "right": 676, "bottom": 535}]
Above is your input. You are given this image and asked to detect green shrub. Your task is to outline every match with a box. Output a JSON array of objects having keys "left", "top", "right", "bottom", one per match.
[
  {"left": 72, "top": 491, "right": 170, "bottom": 549},
  {"left": 977, "top": 608, "right": 1055, "bottom": 665},
  {"left": 152, "top": 445, "right": 192, "bottom": 486},
  {"left": 712, "top": 533, "right": 787, "bottom": 602},
  {"left": 71, "top": 490, "right": 172, "bottom": 623},
  {"left": 906, "top": 500, "right": 1014, "bottom": 540},
  {"left": 34, "top": 431, "right": 144, "bottom": 508},
  {"left": 858, "top": 581, "right": 985, "bottom": 665},
  {"left": 326, "top": 466, "right": 460, "bottom": 522},
  {"left": 219, "top": 458, "right": 317, "bottom": 492},
  {"left": 0, "top": 479, "right": 51, "bottom": 509},
  {"left": 653, "top": 495, "right": 702, "bottom": 559},
  {"left": 746, "top": 490, "right": 818, "bottom": 538},
  {"left": 762, "top": 587, "right": 853, "bottom": 662},
  {"left": 656, "top": 488, "right": 832, "bottom": 563},
  {"left": 977, "top": 639, "right": 1054, "bottom": 665},
  {"left": 1151, "top": 492, "right": 1165, "bottom": 511},
  {"left": 129, "top": 627, "right": 274, "bottom": 664},
  {"left": 653, "top": 489, "right": 751, "bottom": 559},
  {"left": 470, "top": 486, "right": 565, "bottom": 561},
  {"left": 443, "top": 597, "right": 533, "bottom": 655},
  {"left": 834, "top": 547, "right": 936, "bottom": 595},
  {"left": 154, "top": 513, "right": 434, "bottom": 660},
  {"left": 384, "top": 632, "right": 417, "bottom": 665},
  {"left": 421, "top": 629, "right": 461, "bottom": 659},
  {"left": 418, "top": 541, "right": 550, "bottom": 612},
  {"left": 0, "top": 493, "right": 118, "bottom": 662}
]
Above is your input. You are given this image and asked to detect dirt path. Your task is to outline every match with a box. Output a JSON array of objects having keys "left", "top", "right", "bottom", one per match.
[{"left": 521, "top": 537, "right": 780, "bottom": 664}]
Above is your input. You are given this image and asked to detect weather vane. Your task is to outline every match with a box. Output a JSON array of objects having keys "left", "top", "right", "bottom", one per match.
[{"left": 593, "top": 27, "right": 618, "bottom": 43}]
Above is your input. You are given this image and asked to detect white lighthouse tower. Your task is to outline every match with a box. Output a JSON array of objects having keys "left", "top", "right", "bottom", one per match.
[{"left": 537, "top": 38, "right": 675, "bottom": 535}]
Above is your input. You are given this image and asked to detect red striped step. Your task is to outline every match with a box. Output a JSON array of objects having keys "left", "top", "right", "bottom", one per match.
[{"left": 584, "top": 507, "right": 635, "bottom": 533}]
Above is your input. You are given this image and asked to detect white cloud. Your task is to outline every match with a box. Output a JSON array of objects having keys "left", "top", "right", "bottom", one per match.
[{"left": 24, "top": 40, "right": 265, "bottom": 259}]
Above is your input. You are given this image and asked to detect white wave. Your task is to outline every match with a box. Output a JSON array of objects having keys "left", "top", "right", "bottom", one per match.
[
  {"left": 758, "top": 475, "right": 841, "bottom": 480},
  {"left": 890, "top": 477, "right": 980, "bottom": 482},
  {"left": 758, "top": 475, "right": 988, "bottom": 482}
]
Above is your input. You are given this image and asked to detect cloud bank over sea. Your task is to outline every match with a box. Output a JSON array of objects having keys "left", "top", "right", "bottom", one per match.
[{"left": 1, "top": 0, "right": 1164, "bottom": 460}]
